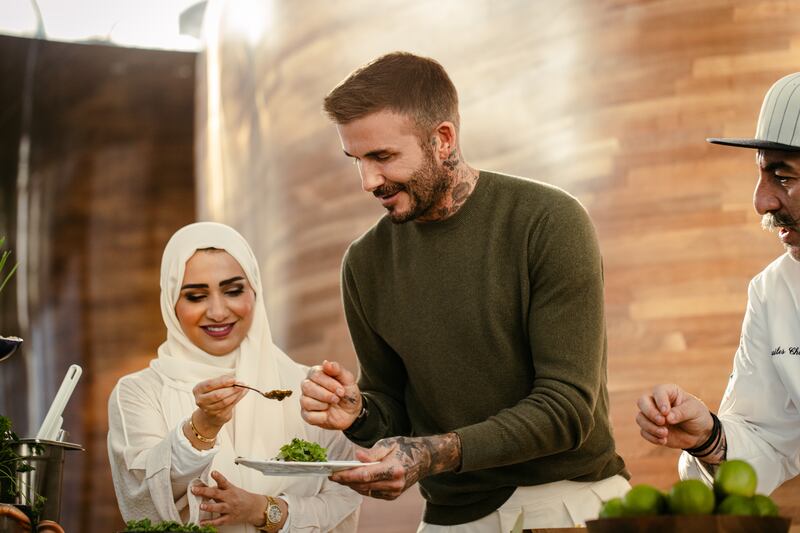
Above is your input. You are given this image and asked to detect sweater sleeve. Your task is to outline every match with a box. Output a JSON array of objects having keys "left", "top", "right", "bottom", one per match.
[
  {"left": 341, "top": 248, "right": 412, "bottom": 446},
  {"left": 455, "top": 194, "right": 608, "bottom": 471}
]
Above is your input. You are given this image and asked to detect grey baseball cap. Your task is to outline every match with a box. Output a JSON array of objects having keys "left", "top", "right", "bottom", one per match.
[{"left": 707, "top": 72, "right": 800, "bottom": 152}]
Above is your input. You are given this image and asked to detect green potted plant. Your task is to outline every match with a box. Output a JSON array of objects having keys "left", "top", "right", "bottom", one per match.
[
  {"left": 0, "top": 236, "right": 22, "bottom": 361},
  {"left": 0, "top": 415, "right": 45, "bottom": 523},
  {"left": 120, "top": 519, "right": 217, "bottom": 532}
]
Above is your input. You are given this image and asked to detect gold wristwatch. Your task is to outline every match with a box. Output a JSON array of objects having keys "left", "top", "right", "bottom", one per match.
[{"left": 258, "top": 495, "right": 283, "bottom": 532}]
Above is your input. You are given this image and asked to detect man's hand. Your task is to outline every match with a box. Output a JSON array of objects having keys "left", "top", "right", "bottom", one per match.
[
  {"left": 636, "top": 383, "right": 714, "bottom": 449},
  {"left": 300, "top": 360, "right": 362, "bottom": 430},
  {"left": 329, "top": 433, "right": 461, "bottom": 500}
]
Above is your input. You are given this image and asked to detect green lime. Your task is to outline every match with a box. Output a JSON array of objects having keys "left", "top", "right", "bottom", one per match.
[
  {"left": 752, "top": 494, "right": 779, "bottom": 517},
  {"left": 714, "top": 459, "right": 757, "bottom": 498},
  {"left": 667, "top": 479, "right": 715, "bottom": 515},
  {"left": 716, "top": 494, "right": 758, "bottom": 516},
  {"left": 622, "top": 484, "right": 666, "bottom": 516},
  {"left": 598, "top": 497, "right": 626, "bottom": 518}
]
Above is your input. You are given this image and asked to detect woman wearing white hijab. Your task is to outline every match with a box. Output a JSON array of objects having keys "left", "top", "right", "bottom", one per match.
[{"left": 107, "top": 222, "right": 361, "bottom": 532}]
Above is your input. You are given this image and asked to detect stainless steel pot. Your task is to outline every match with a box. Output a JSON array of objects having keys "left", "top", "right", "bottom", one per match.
[{"left": 10, "top": 439, "right": 83, "bottom": 521}]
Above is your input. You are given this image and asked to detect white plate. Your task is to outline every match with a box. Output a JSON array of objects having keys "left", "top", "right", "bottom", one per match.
[{"left": 235, "top": 458, "right": 378, "bottom": 476}]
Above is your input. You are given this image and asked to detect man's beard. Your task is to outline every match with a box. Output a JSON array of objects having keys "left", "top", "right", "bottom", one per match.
[{"left": 374, "top": 151, "right": 451, "bottom": 224}]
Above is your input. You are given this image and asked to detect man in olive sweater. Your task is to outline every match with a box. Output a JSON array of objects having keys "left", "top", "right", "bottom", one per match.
[{"left": 300, "top": 52, "right": 629, "bottom": 531}]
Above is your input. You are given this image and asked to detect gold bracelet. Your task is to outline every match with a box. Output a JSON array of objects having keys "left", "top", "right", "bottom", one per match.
[{"left": 189, "top": 414, "right": 215, "bottom": 444}]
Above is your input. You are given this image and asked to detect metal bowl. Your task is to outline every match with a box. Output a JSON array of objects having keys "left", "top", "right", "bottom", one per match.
[{"left": 0, "top": 335, "right": 23, "bottom": 362}]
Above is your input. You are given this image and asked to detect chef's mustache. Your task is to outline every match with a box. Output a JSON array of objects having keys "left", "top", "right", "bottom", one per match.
[{"left": 762, "top": 211, "right": 800, "bottom": 232}]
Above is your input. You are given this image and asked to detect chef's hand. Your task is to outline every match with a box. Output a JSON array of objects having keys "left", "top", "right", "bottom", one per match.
[
  {"left": 191, "top": 375, "right": 248, "bottom": 437},
  {"left": 330, "top": 433, "right": 461, "bottom": 500},
  {"left": 636, "top": 383, "right": 714, "bottom": 449},
  {"left": 301, "top": 360, "right": 361, "bottom": 430},
  {"left": 194, "top": 471, "right": 286, "bottom": 528}
]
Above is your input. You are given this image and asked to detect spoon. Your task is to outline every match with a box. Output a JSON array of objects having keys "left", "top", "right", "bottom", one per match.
[{"left": 233, "top": 383, "right": 293, "bottom": 401}]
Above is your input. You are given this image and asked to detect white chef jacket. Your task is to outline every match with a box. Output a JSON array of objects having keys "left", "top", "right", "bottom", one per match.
[
  {"left": 680, "top": 253, "right": 800, "bottom": 494},
  {"left": 107, "top": 364, "right": 361, "bottom": 533}
]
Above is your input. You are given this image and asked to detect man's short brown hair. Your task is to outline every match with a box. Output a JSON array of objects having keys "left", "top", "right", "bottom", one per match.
[{"left": 323, "top": 52, "right": 459, "bottom": 136}]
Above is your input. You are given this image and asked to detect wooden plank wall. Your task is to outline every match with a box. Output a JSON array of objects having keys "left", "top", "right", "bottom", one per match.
[{"left": 198, "top": 0, "right": 800, "bottom": 530}]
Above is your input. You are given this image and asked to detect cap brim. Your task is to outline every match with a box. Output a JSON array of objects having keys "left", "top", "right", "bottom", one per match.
[{"left": 707, "top": 137, "right": 800, "bottom": 151}]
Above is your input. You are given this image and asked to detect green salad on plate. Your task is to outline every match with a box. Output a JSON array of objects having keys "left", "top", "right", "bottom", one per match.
[{"left": 276, "top": 437, "right": 328, "bottom": 462}]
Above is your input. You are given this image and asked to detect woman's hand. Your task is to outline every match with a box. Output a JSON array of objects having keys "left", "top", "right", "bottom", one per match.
[
  {"left": 192, "top": 376, "right": 248, "bottom": 432},
  {"left": 194, "top": 471, "right": 283, "bottom": 528}
]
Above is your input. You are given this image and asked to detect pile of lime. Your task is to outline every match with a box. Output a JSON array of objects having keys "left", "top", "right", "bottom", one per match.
[{"left": 599, "top": 460, "right": 779, "bottom": 518}]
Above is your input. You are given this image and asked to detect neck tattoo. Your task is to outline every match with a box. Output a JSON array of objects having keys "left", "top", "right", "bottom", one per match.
[{"left": 433, "top": 149, "right": 478, "bottom": 220}]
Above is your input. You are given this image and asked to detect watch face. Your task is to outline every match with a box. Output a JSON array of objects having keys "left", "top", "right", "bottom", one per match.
[{"left": 267, "top": 503, "right": 282, "bottom": 524}]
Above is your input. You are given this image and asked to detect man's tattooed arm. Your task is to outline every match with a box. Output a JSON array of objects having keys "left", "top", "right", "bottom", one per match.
[
  {"left": 329, "top": 433, "right": 462, "bottom": 500},
  {"left": 371, "top": 434, "right": 462, "bottom": 497},
  {"left": 395, "top": 433, "right": 462, "bottom": 479}
]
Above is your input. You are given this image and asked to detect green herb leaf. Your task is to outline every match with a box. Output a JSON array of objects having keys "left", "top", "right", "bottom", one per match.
[
  {"left": 0, "top": 414, "right": 47, "bottom": 519},
  {"left": 123, "top": 519, "right": 217, "bottom": 532},
  {"left": 276, "top": 437, "right": 328, "bottom": 462}
]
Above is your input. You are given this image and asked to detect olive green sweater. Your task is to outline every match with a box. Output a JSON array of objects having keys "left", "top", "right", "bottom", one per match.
[{"left": 342, "top": 170, "right": 628, "bottom": 525}]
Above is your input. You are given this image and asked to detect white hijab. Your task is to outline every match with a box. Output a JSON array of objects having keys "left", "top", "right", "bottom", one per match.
[{"left": 150, "top": 221, "right": 308, "bottom": 504}]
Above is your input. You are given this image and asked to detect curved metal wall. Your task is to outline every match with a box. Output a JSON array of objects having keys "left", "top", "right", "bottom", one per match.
[
  {"left": 0, "top": 35, "right": 196, "bottom": 531},
  {"left": 196, "top": 0, "right": 800, "bottom": 527}
]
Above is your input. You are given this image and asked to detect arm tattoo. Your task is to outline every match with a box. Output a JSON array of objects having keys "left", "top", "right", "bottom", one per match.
[
  {"left": 386, "top": 433, "right": 462, "bottom": 487},
  {"left": 390, "top": 437, "right": 428, "bottom": 486},
  {"left": 429, "top": 432, "right": 462, "bottom": 474}
]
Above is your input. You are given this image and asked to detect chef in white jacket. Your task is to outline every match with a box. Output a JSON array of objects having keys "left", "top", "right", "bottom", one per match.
[
  {"left": 107, "top": 222, "right": 361, "bottom": 532},
  {"left": 635, "top": 72, "right": 800, "bottom": 495}
]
